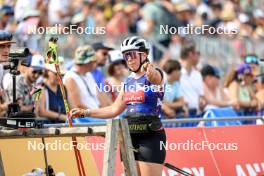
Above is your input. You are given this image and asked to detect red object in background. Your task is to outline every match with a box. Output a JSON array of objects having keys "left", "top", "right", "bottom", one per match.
[{"left": 87, "top": 125, "right": 264, "bottom": 176}]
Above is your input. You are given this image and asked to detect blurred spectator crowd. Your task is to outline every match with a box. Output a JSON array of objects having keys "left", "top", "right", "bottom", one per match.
[{"left": 0, "top": 0, "right": 263, "bottom": 125}]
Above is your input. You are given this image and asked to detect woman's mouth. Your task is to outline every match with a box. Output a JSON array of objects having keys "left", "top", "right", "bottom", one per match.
[{"left": 128, "top": 62, "right": 136, "bottom": 68}]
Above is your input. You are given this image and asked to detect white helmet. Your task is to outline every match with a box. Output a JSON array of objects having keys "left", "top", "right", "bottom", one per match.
[{"left": 120, "top": 36, "right": 150, "bottom": 53}]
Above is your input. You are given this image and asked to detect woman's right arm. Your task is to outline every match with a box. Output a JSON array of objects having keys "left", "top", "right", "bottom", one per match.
[{"left": 71, "top": 85, "right": 126, "bottom": 119}]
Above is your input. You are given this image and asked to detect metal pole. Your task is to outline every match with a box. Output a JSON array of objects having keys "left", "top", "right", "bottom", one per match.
[
  {"left": 41, "top": 138, "right": 49, "bottom": 176},
  {"left": 42, "top": 116, "right": 264, "bottom": 128}
]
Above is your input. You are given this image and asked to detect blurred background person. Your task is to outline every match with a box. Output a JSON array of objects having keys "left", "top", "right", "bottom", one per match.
[
  {"left": 0, "top": 30, "right": 15, "bottom": 116},
  {"left": 91, "top": 42, "right": 113, "bottom": 105},
  {"left": 15, "top": 9, "right": 41, "bottom": 51},
  {"left": 256, "top": 76, "right": 264, "bottom": 113},
  {"left": 244, "top": 54, "right": 260, "bottom": 76},
  {"left": 243, "top": 54, "right": 261, "bottom": 91},
  {"left": 5, "top": 54, "right": 45, "bottom": 112},
  {"left": 140, "top": 0, "right": 176, "bottom": 61},
  {"left": 48, "top": 0, "right": 73, "bottom": 26},
  {"left": 162, "top": 59, "right": 188, "bottom": 119},
  {"left": 91, "top": 42, "right": 113, "bottom": 87},
  {"left": 0, "top": 5, "right": 15, "bottom": 31},
  {"left": 201, "top": 64, "right": 232, "bottom": 111},
  {"left": 63, "top": 45, "right": 109, "bottom": 110},
  {"left": 179, "top": 42, "right": 206, "bottom": 118},
  {"left": 104, "top": 50, "right": 128, "bottom": 101},
  {"left": 106, "top": 2, "right": 130, "bottom": 37},
  {"left": 38, "top": 63, "right": 67, "bottom": 122},
  {"left": 228, "top": 64, "right": 258, "bottom": 123}
]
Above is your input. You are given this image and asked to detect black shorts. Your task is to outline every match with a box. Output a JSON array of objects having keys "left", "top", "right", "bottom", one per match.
[{"left": 129, "top": 129, "right": 166, "bottom": 164}]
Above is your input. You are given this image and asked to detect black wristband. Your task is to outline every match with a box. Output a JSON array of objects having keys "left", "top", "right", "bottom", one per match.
[{"left": 155, "top": 68, "right": 164, "bottom": 81}]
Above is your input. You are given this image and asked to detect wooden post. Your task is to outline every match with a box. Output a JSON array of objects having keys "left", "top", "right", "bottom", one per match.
[
  {"left": 119, "top": 119, "right": 138, "bottom": 176},
  {"left": 0, "top": 151, "right": 5, "bottom": 176},
  {"left": 102, "top": 119, "right": 119, "bottom": 176}
]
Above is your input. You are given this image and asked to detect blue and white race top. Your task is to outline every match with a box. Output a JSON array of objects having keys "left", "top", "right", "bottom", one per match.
[{"left": 123, "top": 73, "right": 164, "bottom": 117}]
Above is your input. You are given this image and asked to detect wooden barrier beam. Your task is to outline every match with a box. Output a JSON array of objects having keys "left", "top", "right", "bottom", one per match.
[{"left": 0, "top": 126, "right": 107, "bottom": 139}]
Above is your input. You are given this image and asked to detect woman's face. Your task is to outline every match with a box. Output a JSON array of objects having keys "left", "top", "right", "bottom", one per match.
[
  {"left": 123, "top": 51, "right": 147, "bottom": 72},
  {"left": 48, "top": 71, "right": 57, "bottom": 84}
]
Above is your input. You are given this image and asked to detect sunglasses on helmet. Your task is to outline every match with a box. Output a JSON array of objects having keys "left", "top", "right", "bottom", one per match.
[{"left": 245, "top": 55, "right": 259, "bottom": 65}]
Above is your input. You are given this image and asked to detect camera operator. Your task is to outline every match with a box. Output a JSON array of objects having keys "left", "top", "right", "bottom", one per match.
[
  {"left": 0, "top": 30, "right": 15, "bottom": 116},
  {"left": 5, "top": 54, "right": 45, "bottom": 112}
]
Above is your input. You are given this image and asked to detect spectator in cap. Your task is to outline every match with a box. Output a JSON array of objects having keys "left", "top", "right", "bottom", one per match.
[
  {"left": 91, "top": 42, "right": 113, "bottom": 105},
  {"left": 0, "top": 5, "right": 14, "bottom": 31},
  {"left": 0, "top": 30, "right": 15, "bottom": 116},
  {"left": 91, "top": 42, "right": 113, "bottom": 86},
  {"left": 0, "top": 30, "right": 15, "bottom": 62},
  {"left": 63, "top": 45, "right": 110, "bottom": 110},
  {"left": 201, "top": 64, "right": 232, "bottom": 111},
  {"left": 37, "top": 63, "right": 67, "bottom": 122},
  {"left": 5, "top": 54, "right": 45, "bottom": 112},
  {"left": 104, "top": 50, "right": 128, "bottom": 101}
]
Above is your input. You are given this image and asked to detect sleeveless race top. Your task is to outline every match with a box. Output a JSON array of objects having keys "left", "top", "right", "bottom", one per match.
[{"left": 123, "top": 73, "right": 164, "bottom": 117}]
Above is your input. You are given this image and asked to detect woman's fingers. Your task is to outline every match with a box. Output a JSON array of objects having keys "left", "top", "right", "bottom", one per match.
[
  {"left": 70, "top": 108, "right": 82, "bottom": 117},
  {"left": 142, "top": 62, "right": 150, "bottom": 72}
]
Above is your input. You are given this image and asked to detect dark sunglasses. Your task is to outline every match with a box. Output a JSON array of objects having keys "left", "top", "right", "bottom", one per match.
[
  {"left": 123, "top": 51, "right": 143, "bottom": 61},
  {"left": 32, "top": 70, "right": 43, "bottom": 75},
  {"left": 245, "top": 55, "right": 259, "bottom": 65}
]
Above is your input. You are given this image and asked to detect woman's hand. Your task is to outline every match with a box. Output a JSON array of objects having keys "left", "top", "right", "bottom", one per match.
[
  {"left": 70, "top": 108, "right": 87, "bottom": 118},
  {"left": 143, "top": 62, "right": 163, "bottom": 85},
  {"left": 144, "top": 62, "right": 155, "bottom": 79}
]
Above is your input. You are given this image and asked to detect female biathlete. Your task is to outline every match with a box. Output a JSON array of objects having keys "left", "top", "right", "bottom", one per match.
[{"left": 70, "top": 36, "right": 166, "bottom": 176}]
